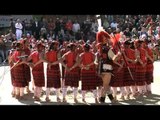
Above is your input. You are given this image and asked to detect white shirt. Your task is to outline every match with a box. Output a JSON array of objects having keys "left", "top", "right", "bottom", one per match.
[
  {"left": 15, "top": 22, "right": 23, "bottom": 30},
  {"left": 72, "top": 23, "right": 80, "bottom": 33}
]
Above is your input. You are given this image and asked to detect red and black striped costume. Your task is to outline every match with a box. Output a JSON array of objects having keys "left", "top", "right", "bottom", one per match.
[
  {"left": 30, "top": 51, "right": 45, "bottom": 87},
  {"left": 110, "top": 48, "right": 124, "bottom": 87},
  {"left": 145, "top": 47, "right": 154, "bottom": 85},
  {"left": 123, "top": 48, "right": 136, "bottom": 86},
  {"left": 12, "top": 50, "right": 27, "bottom": 87},
  {"left": 64, "top": 51, "right": 79, "bottom": 87},
  {"left": 135, "top": 48, "right": 146, "bottom": 86},
  {"left": 46, "top": 50, "right": 61, "bottom": 88},
  {"left": 23, "top": 47, "right": 31, "bottom": 86},
  {"left": 80, "top": 51, "right": 97, "bottom": 90}
]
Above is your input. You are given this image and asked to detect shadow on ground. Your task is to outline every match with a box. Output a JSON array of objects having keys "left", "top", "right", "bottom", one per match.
[
  {"left": 117, "top": 94, "right": 160, "bottom": 105},
  {"left": 16, "top": 92, "right": 160, "bottom": 105}
]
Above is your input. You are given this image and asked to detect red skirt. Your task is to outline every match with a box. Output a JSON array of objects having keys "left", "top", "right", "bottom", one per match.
[
  {"left": 64, "top": 67, "right": 79, "bottom": 87},
  {"left": 134, "top": 63, "right": 146, "bottom": 86},
  {"left": 32, "top": 63, "right": 45, "bottom": 87},
  {"left": 110, "top": 64, "right": 124, "bottom": 87},
  {"left": 24, "top": 64, "right": 31, "bottom": 85},
  {"left": 123, "top": 63, "right": 136, "bottom": 86},
  {"left": 13, "top": 64, "right": 27, "bottom": 87},
  {"left": 46, "top": 64, "right": 61, "bottom": 88},
  {"left": 145, "top": 63, "right": 153, "bottom": 84},
  {"left": 81, "top": 68, "right": 97, "bottom": 90}
]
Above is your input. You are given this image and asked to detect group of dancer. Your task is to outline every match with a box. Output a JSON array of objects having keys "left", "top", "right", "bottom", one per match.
[{"left": 7, "top": 27, "right": 154, "bottom": 104}]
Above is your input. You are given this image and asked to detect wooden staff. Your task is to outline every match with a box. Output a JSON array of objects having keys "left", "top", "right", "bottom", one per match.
[
  {"left": 113, "top": 34, "right": 134, "bottom": 80},
  {"left": 10, "top": 60, "right": 21, "bottom": 71}
]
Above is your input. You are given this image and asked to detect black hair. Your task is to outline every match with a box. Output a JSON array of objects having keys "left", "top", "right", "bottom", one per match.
[{"left": 84, "top": 43, "right": 90, "bottom": 51}]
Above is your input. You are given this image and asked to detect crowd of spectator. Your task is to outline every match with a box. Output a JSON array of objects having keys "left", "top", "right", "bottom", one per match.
[{"left": 0, "top": 15, "right": 160, "bottom": 64}]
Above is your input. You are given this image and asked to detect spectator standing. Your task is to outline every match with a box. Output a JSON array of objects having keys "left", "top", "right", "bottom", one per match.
[{"left": 15, "top": 19, "right": 23, "bottom": 40}]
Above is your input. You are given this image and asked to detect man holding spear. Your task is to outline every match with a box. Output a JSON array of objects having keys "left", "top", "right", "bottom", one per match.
[{"left": 96, "top": 15, "right": 121, "bottom": 103}]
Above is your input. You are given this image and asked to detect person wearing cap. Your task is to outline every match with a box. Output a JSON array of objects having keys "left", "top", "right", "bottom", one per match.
[
  {"left": 60, "top": 43, "right": 80, "bottom": 103},
  {"left": 78, "top": 43, "right": 98, "bottom": 103}
]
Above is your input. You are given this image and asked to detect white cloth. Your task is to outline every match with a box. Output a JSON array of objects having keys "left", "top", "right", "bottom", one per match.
[{"left": 15, "top": 23, "right": 23, "bottom": 40}]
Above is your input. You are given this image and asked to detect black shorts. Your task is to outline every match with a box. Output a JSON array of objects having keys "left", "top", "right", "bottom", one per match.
[{"left": 100, "top": 63, "right": 113, "bottom": 73}]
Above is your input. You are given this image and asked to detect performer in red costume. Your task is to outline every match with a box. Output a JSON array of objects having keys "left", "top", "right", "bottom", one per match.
[
  {"left": 79, "top": 43, "right": 98, "bottom": 103},
  {"left": 60, "top": 43, "right": 80, "bottom": 103},
  {"left": 27, "top": 41, "right": 46, "bottom": 101},
  {"left": 134, "top": 39, "right": 147, "bottom": 96},
  {"left": 11, "top": 41, "right": 28, "bottom": 100},
  {"left": 45, "top": 41, "right": 61, "bottom": 102},
  {"left": 96, "top": 29, "right": 120, "bottom": 103},
  {"left": 21, "top": 39, "right": 31, "bottom": 94}
]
